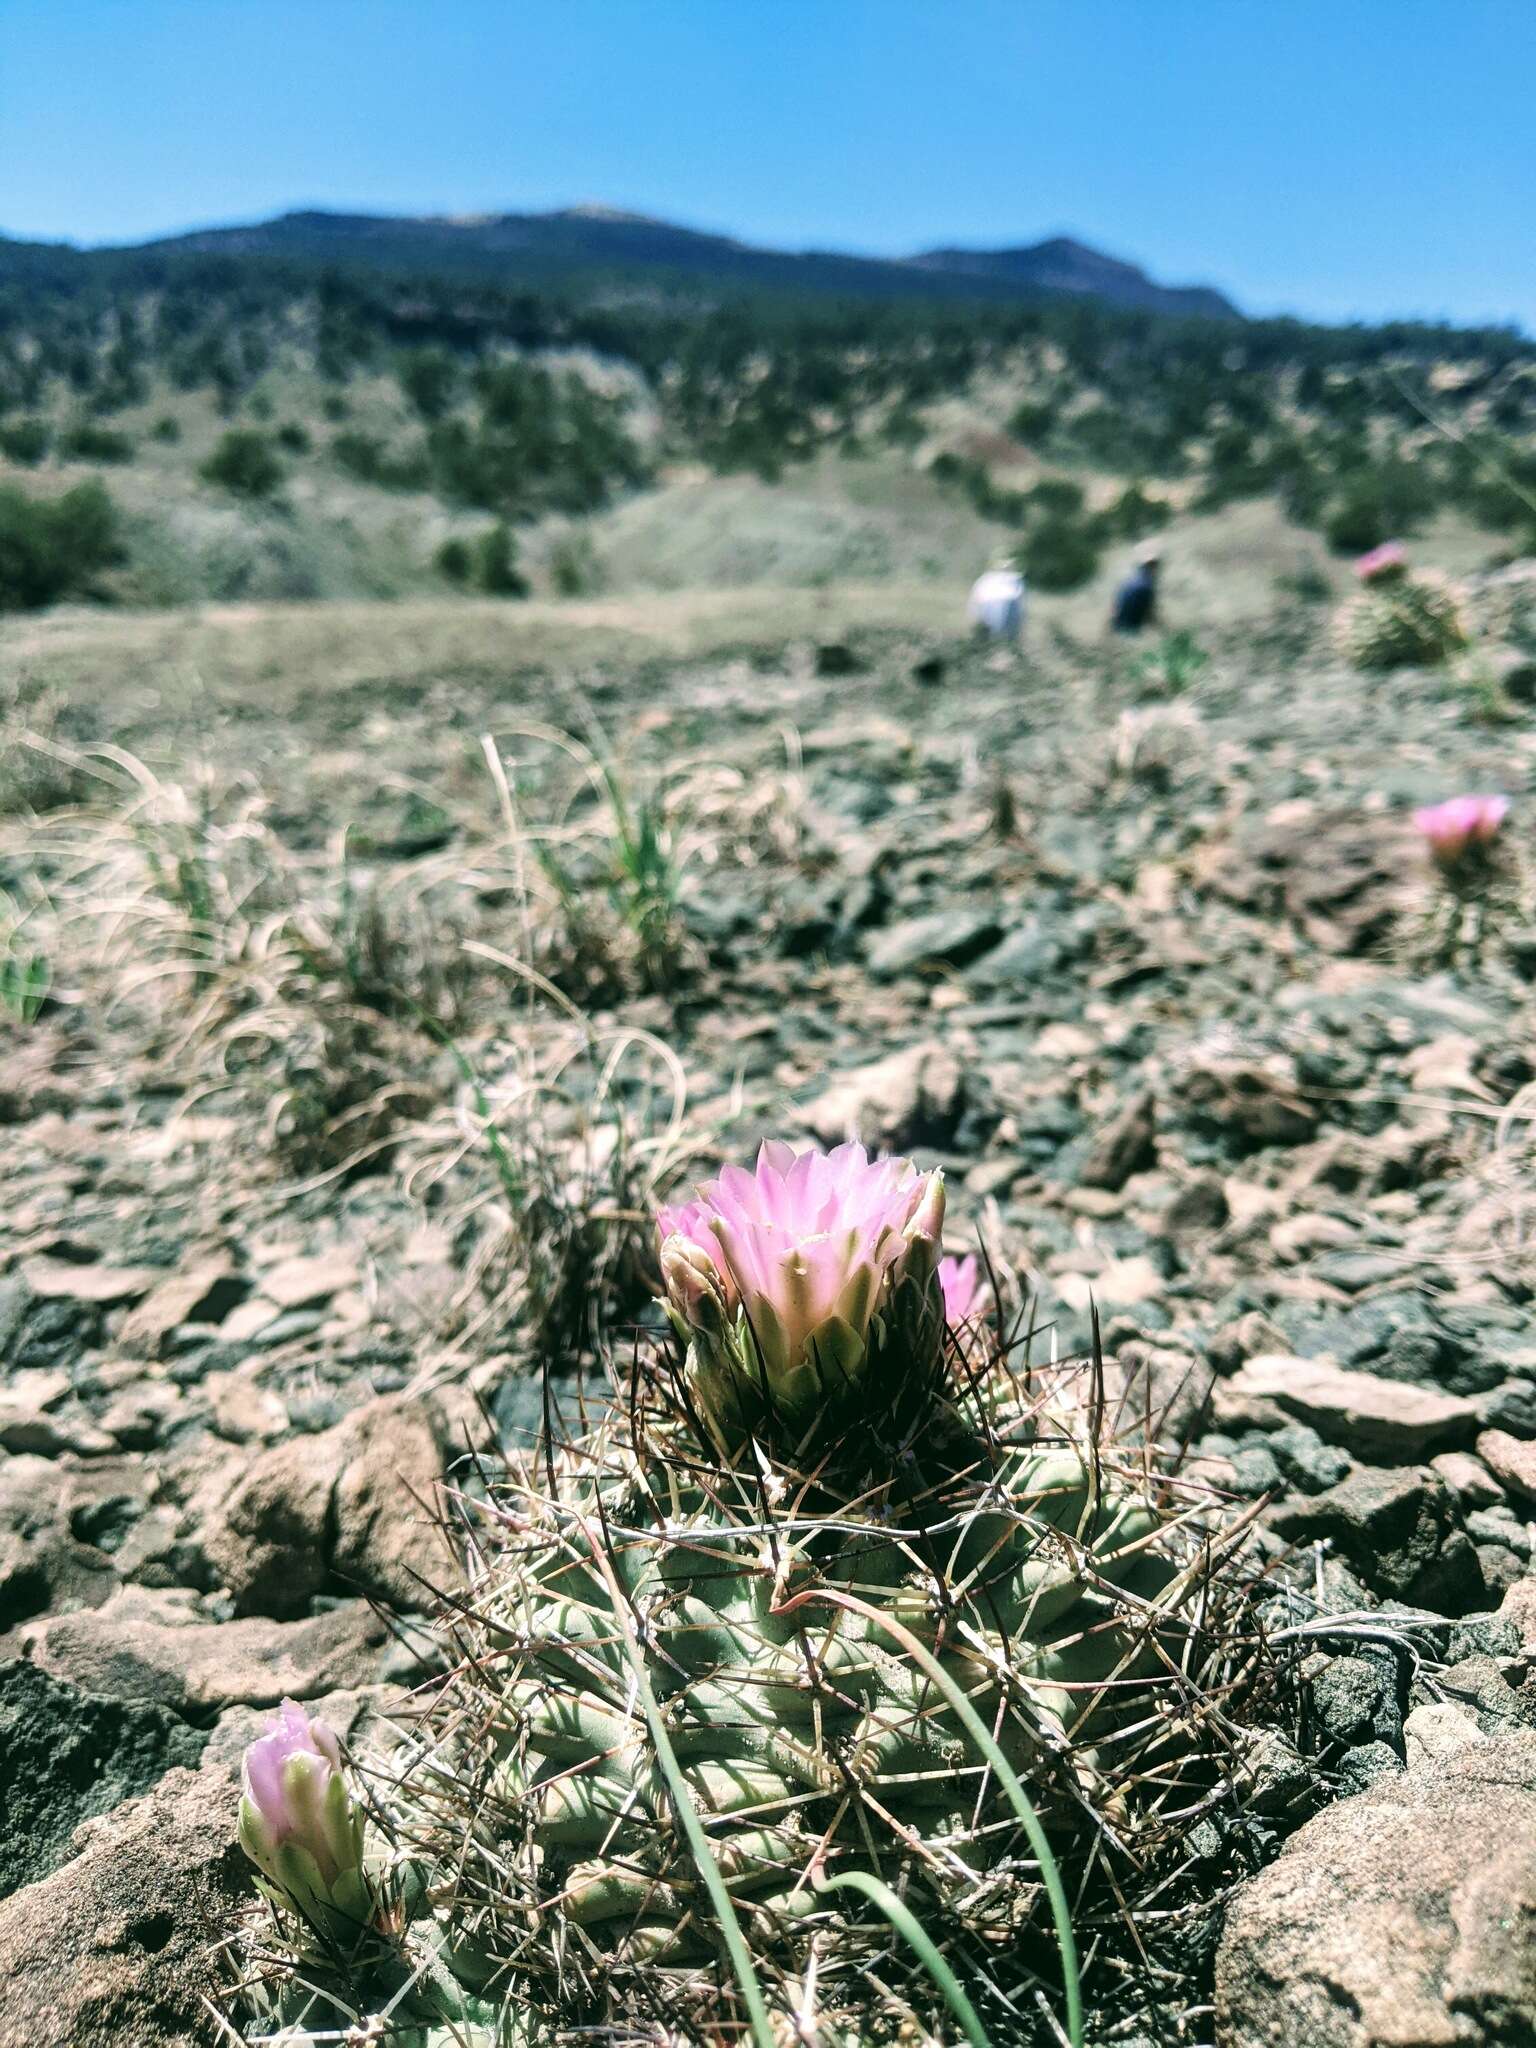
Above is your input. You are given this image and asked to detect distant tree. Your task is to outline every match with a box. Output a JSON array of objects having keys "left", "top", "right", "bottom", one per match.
[
  {"left": 398, "top": 347, "right": 459, "bottom": 420},
  {"left": 0, "top": 418, "right": 52, "bottom": 467},
  {"left": 200, "top": 429, "right": 284, "bottom": 499},
  {"left": 275, "top": 420, "right": 313, "bottom": 454},
  {"left": 0, "top": 480, "right": 122, "bottom": 611},
  {"left": 1103, "top": 483, "right": 1172, "bottom": 540},
  {"left": 434, "top": 536, "right": 473, "bottom": 586},
  {"left": 476, "top": 522, "right": 527, "bottom": 596},
  {"left": 1018, "top": 515, "right": 1101, "bottom": 593},
  {"left": 59, "top": 420, "right": 133, "bottom": 464}
]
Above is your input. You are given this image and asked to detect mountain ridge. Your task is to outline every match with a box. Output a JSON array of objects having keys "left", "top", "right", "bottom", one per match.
[{"left": 16, "top": 204, "right": 1240, "bottom": 319}]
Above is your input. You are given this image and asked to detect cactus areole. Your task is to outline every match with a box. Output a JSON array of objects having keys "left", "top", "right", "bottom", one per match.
[{"left": 313, "top": 1140, "right": 1258, "bottom": 2045}]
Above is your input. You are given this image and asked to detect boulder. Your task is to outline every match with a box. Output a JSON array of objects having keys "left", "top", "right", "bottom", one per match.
[
  {"left": 200, "top": 1391, "right": 466, "bottom": 1617},
  {"left": 1216, "top": 1729, "right": 1536, "bottom": 2046},
  {"left": 22, "top": 1588, "right": 386, "bottom": 1714},
  {"left": 200, "top": 1432, "right": 334, "bottom": 1618},
  {"left": 331, "top": 1392, "right": 460, "bottom": 1609},
  {"left": 0, "top": 1749, "right": 246, "bottom": 2048},
  {"left": 800, "top": 1041, "right": 965, "bottom": 1152},
  {"left": 1269, "top": 1466, "right": 1485, "bottom": 1609},
  {"left": 1216, "top": 1355, "right": 1479, "bottom": 1460},
  {"left": 0, "top": 1659, "right": 206, "bottom": 1899},
  {"left": 0, "top": 1687, "right": 377, "bottom": 2048}
]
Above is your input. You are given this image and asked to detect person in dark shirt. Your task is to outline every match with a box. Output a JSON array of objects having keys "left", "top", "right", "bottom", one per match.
[{"left": 1112, "top": 551, "right": 1161, "bottom": 634}]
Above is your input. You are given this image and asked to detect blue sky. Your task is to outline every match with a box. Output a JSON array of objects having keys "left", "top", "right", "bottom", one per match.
[{"left": 3, "top": 0, "right": 1533, "bottom": 331}]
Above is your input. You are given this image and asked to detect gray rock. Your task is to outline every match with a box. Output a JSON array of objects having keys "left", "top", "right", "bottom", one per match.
[
  {"left": 0, "top": 1740, "right": 247, "bottom": 2048},
  {"left": 1479, "top": 1381, "right": 1536, "bottom": 1438},
  {"left": 0, "top": 1659, "right": 206, "bottom": 1898},
  {"left": 1310, "top": 1653, "right": 1401, "bottom": 1751},
  {"left": 1162, "top": 1174, "right": 1230, "bottom": 1239},
  {"left": 1334, "top": 1739, "right": 1405, "bottom": 1796},
  {"left": 1267, "top": 1422, "right": 1352, "bottom": 1494},
  {"left": 1079, "top": 1088, "right": 1157, "bottom": 1191},
  {"left": 22, "top": 1588, "right": 387, "bottom": 1713},
  {"left": 968, "top": 918, "right": 1068, "bottom": 986},
  {"left": 865, "top": 909, "right": 1002, "bottom": 978},
  {"left": 1270, "top": 1466, "right": 1485, "bottom": 1611},
  {"left": 1216, "top": 1730, "right": 1536, "bottom": 2048}
]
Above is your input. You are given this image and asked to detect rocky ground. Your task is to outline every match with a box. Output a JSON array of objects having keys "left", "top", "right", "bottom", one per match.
[{"left": 3, "top": 586, "right": 1536, "bottom": 2045}]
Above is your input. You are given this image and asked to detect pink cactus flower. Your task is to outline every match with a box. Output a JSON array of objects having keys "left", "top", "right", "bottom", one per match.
[
  {"left": 1413, "top": 794, "right": 1510, "bottom": 868},
  {"left": 657, "top": 1139, "right": 945, "bottom": 1445},
  {"left": 1354, "top": 541, "right": 1408, "bottom": 584},
  {"left": 939, "top": 1253, "right": 988, "bottom": 1327}
]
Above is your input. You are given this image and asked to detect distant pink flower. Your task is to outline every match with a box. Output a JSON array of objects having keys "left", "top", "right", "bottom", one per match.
[
  {"left": 939, "top": 1253, "right": 988, "bottom": 1327},
  {"left": 1354, "top": 541, "right": 1408, "bottom": 584},
  {"left": 1413, "top": 794, "right": 1510, "bottom": 868},
  {"left": 657, "top": 1139, "right": 945, "bottom": 1441}
]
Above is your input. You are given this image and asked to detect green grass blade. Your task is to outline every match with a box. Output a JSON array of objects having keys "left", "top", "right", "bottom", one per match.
[
  {"left": 815, "top": 1868, "right": 992, "bottom": 2048},
  {"left": 778, "top": 1585, "right": 1083, "bottom": 2048}
]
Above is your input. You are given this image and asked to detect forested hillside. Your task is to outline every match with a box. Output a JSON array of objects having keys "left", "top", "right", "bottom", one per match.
[{"left": 1, "top": 236, "right": 1533, "bottom": 610}]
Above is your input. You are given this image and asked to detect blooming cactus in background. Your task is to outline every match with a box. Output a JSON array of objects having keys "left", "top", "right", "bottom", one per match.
[
  {"left": 938, "top": 1250, "right": 988, "bottom": 1328},
  {"left": 1413, "top": 793, "right": 1510, "bottom": 871},
  {"left": 1353, "top": 540, "right": 1408, "bottom": 584},
  {"left": 657, "top": 1139, "right": 945, "bottom": 1451},
  {"left": 239, "top": 1699, "right": 372, "bottom": 1942}
]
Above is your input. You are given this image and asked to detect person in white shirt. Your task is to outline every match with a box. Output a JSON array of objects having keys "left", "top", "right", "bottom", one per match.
[{"left": 967, "top": 565, "right": 1026, "bottom": 641}]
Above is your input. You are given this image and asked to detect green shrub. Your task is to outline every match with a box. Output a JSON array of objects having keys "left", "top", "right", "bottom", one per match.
[
  {"left": 332, "top": 430, "right": 431, "bottom": 490},
  {"left": 398, "top": 346, "right": 459, "bottom": 421},
  {"left": 434, "top": 536, "right": 472, "bottom": 585},
  {"left": 1135, "top": 628, "right": 1209, "bottom": 694},
  {"left": 59, "top": 420, "right": 133, "bottom": 463},
  {"left": 1019, "top": 514, "right": 1102, "bottom": 592},
  {"left": 881, "top": 405, "right": 924, "bottom": 447},
  {"left": 0, "top": 480, "right": 122, "bottom": 611},
  {"left": 429, "top": 361, "right": 648, "bottom": 516},
  {"left": 151, "top": 415, "right": 182, "bottom": 443},
  {"left": 1007, "top": 399, "right": 1053, "bottom": 445},
  {"left": 274, "top": 420, "right": 312, "bottom": 454},
  {"left": 200, "top": 429, "right": 284, "bottom": 498},
  {"left": 1025, "top": 476, "right": 1085, "bottom": 520},
  {"left": 1274, "top": 563, "right": 1332, "bottom": 605},
  {"left": 0, "top": 418, "right": 52, "bottom": 466},
  {"left": 476, "top": 521, "right": 527, "bottom": 596},
  {"left": 1104, "top": 483, "right": 1173, "bottom": 539},
  {"left": 1323, "top": 461, "right": 1439, "bottom": 554},
  {"left": 550, "top": 528, "right": 601, "bottom": 597}
]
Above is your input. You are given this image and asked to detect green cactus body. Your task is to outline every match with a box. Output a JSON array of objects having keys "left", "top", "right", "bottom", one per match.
[
  {"left": 387, "top": 1361, "right": 1241, "bottom": 2042},
  {"left": 1336, "top": 571, "right": 1470, "bottom": 670}
]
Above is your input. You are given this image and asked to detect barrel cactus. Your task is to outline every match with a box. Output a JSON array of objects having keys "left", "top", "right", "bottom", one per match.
[
  {"left": 237, "top": 1141, "right": 1262, "bottom": 2045},
  {"left": 1334, "top": 569, "right": 1469, "bottom": 671}
]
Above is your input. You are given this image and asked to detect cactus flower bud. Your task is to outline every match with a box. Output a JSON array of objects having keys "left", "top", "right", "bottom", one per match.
[
  {"left": 239, "top": 1699, "right": 372, "bottom": 1941},
  {"left": 657, "top": 1140, "right": 945, "bottom": 1451}
]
